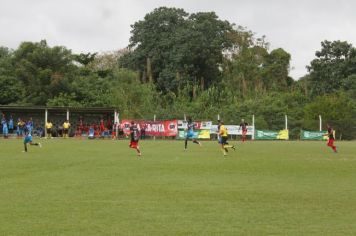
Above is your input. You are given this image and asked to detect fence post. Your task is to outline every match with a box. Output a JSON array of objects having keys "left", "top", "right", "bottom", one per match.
[
  {"left": 45, "top": 108, "right": 48, "bottom": 138},
  {"left": 285, "top": 115, "right": 288, "bottom": 130},
  {"left": 252, "top": 114, "right": 255, "bottom": 140},
  {"left": 114, "top": 110, "right": 119, "bottom": 140},
  {"left": 114, "top": 110, "right": 117, "bottom": 123},
  {"left": 154, "top": 114, "right": 156, "bottom": 141},
  {"left": 319, "top": 115, "right": 322, "bottom": 131},
  {"left": 66, "top": 109, "right": 70, "bottom": 121}
]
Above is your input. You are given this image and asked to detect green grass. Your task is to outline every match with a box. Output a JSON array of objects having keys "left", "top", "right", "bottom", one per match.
[{"left": 0, "top": 139, "right": 355, "bottom": 235}]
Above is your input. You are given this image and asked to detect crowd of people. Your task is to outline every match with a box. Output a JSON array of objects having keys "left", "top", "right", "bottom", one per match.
[
  {"left": 73, "top": 116, "right": 121, "bottom": 139},
  {"left": 1, "top": 115, "right": 39, "bottom": 139},
  {"left": 0, "top": 113, "right": 123, "bottom": 140}
]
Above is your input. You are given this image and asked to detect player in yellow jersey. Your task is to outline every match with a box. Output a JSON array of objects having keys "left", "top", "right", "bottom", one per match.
[
  {"left": 63, "top": 120, "right": 71, "bottom": 138},
  {"left": 45, "top": 120, "right": 53, "bottom": 139},
  {"left": 219, "top": 121, "right": 235, "bottom": 156}
]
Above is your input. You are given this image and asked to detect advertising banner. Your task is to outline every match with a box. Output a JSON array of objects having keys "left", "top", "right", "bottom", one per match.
[
  {"left": 177, "top": 120, "right": 212, "bottom": 130},
  {"left": 177, "top": 120, "right": 212, "bottom": 139},
  {"left": 210, "top": 125, "right": 254, "bottom": 135},
  {"left": 177, "top": 129, "right": 211, "bottom": 139},
  {"left": 300, "top": 130, "right": 328, "bottom": 140},
  {"left": 121, "top": 120, "right": 178, "bottom": 137},
  {"left": 255, "top": 129, "right": 289, "bottom": 140}
]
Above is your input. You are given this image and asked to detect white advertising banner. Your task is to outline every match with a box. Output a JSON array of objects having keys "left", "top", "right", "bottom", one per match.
[
  {"left": 211, "top": 125, "right": 254, "bottom": 135},
  {"left": 177, "top": 120, "right": 212, "bottom": 130}
]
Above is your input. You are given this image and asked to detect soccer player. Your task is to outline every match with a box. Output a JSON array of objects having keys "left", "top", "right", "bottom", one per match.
[
  {"left": 23, "top": 128, "right": 41, "bottom": 152},
  {"left": 63, "top": 120, "right": 71, "bottom": 138},
  {"left": 129, "top": 121, "right": 141, "bottom": 156},
  {"left": 219, "top": 121, "right": 235, "bottom": 156},
  {"left": 239, "top": 119, "right": 249, "bottom": 142},
  {"left": 1, "top": 116, "right": 9, "bottom": 139},
  {"left": 45, "top": 120, "right": 53, "bottom": 139},
  {"left": 325, "top": 124, "right": 337, "bottom": 153},
  {"left": 184, "top": 117, "right": 201, "bottom": 150}
]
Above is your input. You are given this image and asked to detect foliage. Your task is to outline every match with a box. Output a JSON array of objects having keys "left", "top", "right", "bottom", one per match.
[
  {"left": 12, "top": 40, "right": 75, "bottom": 104},
  {"left": 121, "top": 7, "right": 233, "bottom": 95},
  {"left": 307, "top": 40, "right": 356, "bottom": 96},
  {"left": 304, "top": 91, "right": 356, "bottom": 139},
  {"left": 0, "top": 7, "right": 355, "bottom": 138}
]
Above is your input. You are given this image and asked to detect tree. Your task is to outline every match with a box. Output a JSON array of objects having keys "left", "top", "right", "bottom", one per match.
[
  {"left": 307, "top": 40, "right": 356, "bottom": 96},
  {"left": 124, "top": 7, "right": 189, "bottom": 86},
  {"left": 0, "top": 47, "right": 24, "bottom": 104},
  {"left": 13, "top": 40, "right": 75, "bottom": 104},
  {"left": 121, "top": 7, "right": 234, "bottom": 96},
  {"left": 73, "top": 52, "right": 97, "bottom": 66},
  {"left": 304, "top": 92, "right": 356, "bottom": 139},
  {"left": 222, "top": 30, "right": 293, "bottom": 98},
  {"left": 0, "top": 75, "right": 24, "bottom": 105},
  {"left": 263, "top": 48, "right": 293, "bottom": 90},
  {"left": 178, "top": 11, "right": 233, "bottom": 92}
]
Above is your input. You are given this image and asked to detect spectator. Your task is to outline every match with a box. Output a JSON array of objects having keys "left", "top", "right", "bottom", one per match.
[
  {"left": 140, "top": 124, "right": 146, "bottom": 140},
  {"left": 63, "top": 120, "right": 71, "bottom": 138},
  {"left": 46, "top": 120, "right": 53, "bottom": 139},
  {"left": 26, "top": 118, "right": 33, "bottom": 135},
  {"left": 107, "top": 117, "right": 112, "bottom": 130},
  {"left": 111, "top": 122, "right": 118, "bottom": 140},
  {"left": 35, "top": 126, "right": 44, "bottom": 138},
  {"left": 88, "top": 126, "right": 95, "bottom": 139},
  {"left": 1, "top": 115, "right": 8, "bottom": 139},
  {"left": 9, "top": 116, "right": 14, "bottom": 134},
  {"left": 17, "top": 118, "right": 25, "bottom": 138},
  {"left": 100, "top": 118, "right": 105, "bottom": 133}
]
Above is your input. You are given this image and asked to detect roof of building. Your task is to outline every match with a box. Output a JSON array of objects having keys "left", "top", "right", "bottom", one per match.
[{"left": 0, "top": 105, "right": 118, "bottom": 113}]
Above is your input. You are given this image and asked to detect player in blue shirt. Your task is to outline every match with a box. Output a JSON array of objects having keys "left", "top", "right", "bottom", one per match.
[
  {"left": 1, "top": 116, "right": 9, "bottom": 139},
  {"left": 23, "top": 128, "right": 41, "bottom": 152},
  {"left": 9, "top": 116, "right": 14, "bottom": 134},
  {"left": 26, "top": 118, "right": 33, "bottom": 135},
  {"left": 184, "top": 117, "right": 201, "bottom": 150}
]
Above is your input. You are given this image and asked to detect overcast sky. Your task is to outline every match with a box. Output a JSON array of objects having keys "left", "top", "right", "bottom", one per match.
[{"left": 1, "top": 0, "right": 356, "bottom": 79}]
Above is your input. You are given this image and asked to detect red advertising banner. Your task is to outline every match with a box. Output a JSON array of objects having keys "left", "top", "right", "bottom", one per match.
[{"left": 121, "top": 120, "right": 178, "bottom": 137}]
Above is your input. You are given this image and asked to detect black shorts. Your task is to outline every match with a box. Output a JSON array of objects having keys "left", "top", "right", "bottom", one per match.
[
  {"left": 46, "top": 128, "right": 52, "bottom": 134},
  {"left": 221, "top": 137, "right": 228, "bottom": 145},
  {"left": 63, "top": 129, "right": 69, "bottom": 134}
]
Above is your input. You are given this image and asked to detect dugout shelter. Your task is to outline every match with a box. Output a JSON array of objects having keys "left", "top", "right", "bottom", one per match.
[{"left": 0, "top": 106, "right": 119, "bottom": 137}]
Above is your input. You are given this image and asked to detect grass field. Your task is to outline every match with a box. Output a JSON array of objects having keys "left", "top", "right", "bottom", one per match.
[{"left": 0, "top": 138, "right": 355, "bottom": 235}]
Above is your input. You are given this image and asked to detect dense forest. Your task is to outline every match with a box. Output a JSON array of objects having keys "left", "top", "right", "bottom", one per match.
[{"left": 0, "top": 7, "right": 355, "bottom": 139}]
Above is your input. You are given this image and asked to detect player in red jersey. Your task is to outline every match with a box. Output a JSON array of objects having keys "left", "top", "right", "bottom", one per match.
[
  {"left": 239, "top": 119, "right": 248, "bottom": 142},
  {"left": 129, "top": 121, "right": 141, "bottom": 156},
  {"left": 325, "top": 124, "right": 337, "bottom": 153}
]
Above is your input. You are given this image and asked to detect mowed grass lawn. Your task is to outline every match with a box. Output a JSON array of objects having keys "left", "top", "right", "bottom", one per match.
[{"left": 0, "top": 139, "right": 355, "bottom": 235}]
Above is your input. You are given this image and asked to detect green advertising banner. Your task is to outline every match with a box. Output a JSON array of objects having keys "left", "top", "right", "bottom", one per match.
[
  {"left": 255, "top": 130, "right": 289, "bottom": 140},
  {"left": 300, "top": 130, "right": 327, "bottom": 140}
]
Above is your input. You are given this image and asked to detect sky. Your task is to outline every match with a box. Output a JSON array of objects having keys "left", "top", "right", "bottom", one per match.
[{"left": 1, "top": 0, "right": 356, "bottom": 79}]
